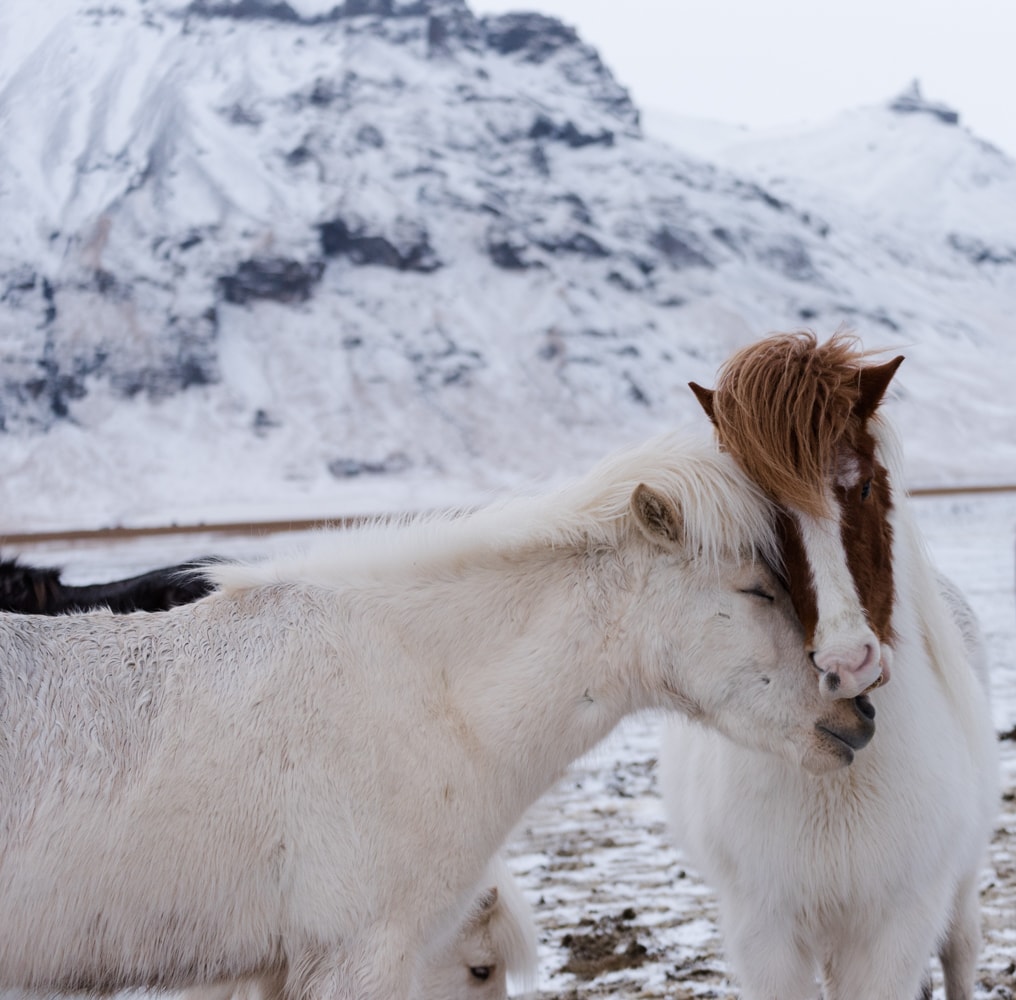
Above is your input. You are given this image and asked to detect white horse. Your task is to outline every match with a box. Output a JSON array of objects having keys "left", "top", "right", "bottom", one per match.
[
  {"left": 0, "top": 431, "right": 875, "bottom": 1000},
  {"left": 178, "top": 856, "right": 537, "bottom": 1000},
  {"left": 661, "top": 415, "right": 999, "bottom": 1000}
]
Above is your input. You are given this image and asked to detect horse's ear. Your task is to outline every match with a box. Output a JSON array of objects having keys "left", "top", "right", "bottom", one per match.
[
  {"left": 688, "top": 381, "right": 717, "bottom": 424},
  {"left": 631, "top": 483, "right": 684, "bottom": 550},
  {"left": 854, "top": 356, "right": 904, "bottom": 420},
  {"left": 460, "top": 887, "right": 498, "bottom": 933}
]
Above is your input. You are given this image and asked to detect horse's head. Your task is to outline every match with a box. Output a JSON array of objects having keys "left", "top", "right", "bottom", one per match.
[
  {"left": 628, "top": 477, "right": 876, "bottom": 773},
  {"left": 417, "top": 870, "right": 537, "bottom": 1000},
  {"left": 0, "top": 557, "right": 65, "bottom": 614},
  {"left": 691, "top": 331, "right": 903, "bottom": 700}
]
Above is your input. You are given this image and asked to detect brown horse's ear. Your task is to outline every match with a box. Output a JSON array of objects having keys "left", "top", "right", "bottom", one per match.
[
  {"left": 631, "top": 483, "right": 684, "bottom": 549},
  {"left": 689, "top": 381, "right": 717, "bottom": 424},
  {"left": 855, "top": 356, "right": 904, "bottom": 420}
]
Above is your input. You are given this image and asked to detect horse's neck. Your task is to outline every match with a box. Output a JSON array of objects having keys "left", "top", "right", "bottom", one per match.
[
  {"left": 888, "top": 497, "right": 990, "bottom": 750},
  {"left": 422, "top": 546, "right": 640, "bottom": 819}
]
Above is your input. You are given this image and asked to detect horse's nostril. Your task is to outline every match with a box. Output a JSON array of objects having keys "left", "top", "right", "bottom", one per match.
[{"left": 854, "top": 694, "right": 876, "bottom": 721}]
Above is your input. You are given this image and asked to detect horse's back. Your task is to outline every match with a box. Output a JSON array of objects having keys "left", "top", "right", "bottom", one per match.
[{"left": 0, "top": 598, "right": 304, "bottom": 991}]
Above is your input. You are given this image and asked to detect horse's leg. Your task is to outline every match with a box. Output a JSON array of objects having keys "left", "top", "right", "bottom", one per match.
[
  {"left": 819, "top": 919, "right": 935, "bottom": 1000},
  {"left": 938, "top": 873, "right": 981, "bottom": 1000},
  {"left": 720, "top": 906, "right": 818, "bottom": 1000}
]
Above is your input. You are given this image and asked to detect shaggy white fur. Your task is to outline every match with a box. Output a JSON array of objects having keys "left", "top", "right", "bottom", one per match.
[
  {"left": 661, "top": 417, "right": 1000, "bottom": 1000},
  {"left": 0, "top": 431, "right": 870, "bottom": 1000}
]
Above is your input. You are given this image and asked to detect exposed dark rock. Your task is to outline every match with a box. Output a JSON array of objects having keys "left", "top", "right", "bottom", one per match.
[
  {"left": 327, "top": 451, "right": 411, "bottom": 478},
  {"left": 487, "top": 239, "right": 531, "bottom": 270},
  {"left": 92, "top": 269, "right": 133, "bottom": 301},
  {"left": 218, "top": 256, "right": 325, "bottom": 305},
  {"left": 356, "top": 124, "right": 384, "bottom": 148},
  {"left": 187, "top": 0, "right": 302, "bottom": 22},
  {"left": 253, "top": 408, "right": 280, "bottom": 435},
  {"left": 948, "top": 233, "right": 1016, "bottom": 265},
  {"left": 481, "top": 12, "right": 579, "bottom": 63},
  {"left": 285, "top": 145, "right": 314, "bottom": 166},
  {"left": 187, "top": 0, "right": 471, "bottom": 26},
  {"left": 537, "top": 232, "right": 609, "bottom": 259},
  {"left": 407, "top": 329, "right": 484, "bottom": 389},
  {"left": 1, "top": 267, "right": 37, "bottom": 297},
  {"left": 226, "top": 103, "right": 263, "bottom": 126},
  {"left": 529, "top": 114, "right": 614, "bottom": 148},
  {"left": 22, "top": 353, "right": 96, "bottom": 420},
  {"left": 889, "top": 80, "right": 959, "bottom": 125},
  {"left": 425, "top": 4, "right": 482, "bottom": 55},
  {"left": 529, "top": 144, "right": 551, "bottom": 177},
  {"left": 41, "top": 278, "right": 57, "bottom": 325},
  {"left": 649, "top": 227, "right": 712, "bottom": 269},
  {"left": 755, "top": 235, "right": 817, "bottom": 282},
  {"left": 112, "top": 355, "right": 217, "bottom": 398},
  {"left": 741, "top": 181, "right": 790, "bottom": 213},
  {"left": 623, "top": 372, "right": 649, "bottom": 406},
  {"left": 317, "top": 218, "right": 441, "bottom": 272},
  {"left": 0, "top": 317, "right": 216, "bottom": 430}
]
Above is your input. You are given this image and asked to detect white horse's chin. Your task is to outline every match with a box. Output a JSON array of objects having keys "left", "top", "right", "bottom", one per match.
[{"left": 800, "top": 741, "right": 854, "bottom": 776}]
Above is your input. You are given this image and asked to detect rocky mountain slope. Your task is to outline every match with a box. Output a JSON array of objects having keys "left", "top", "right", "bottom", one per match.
[{"left": 1, "top": 0, "right": 1013, "bottom": 531}]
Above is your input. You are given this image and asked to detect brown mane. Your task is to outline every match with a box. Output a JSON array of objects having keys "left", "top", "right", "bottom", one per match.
[{"left": 702, "top": 331, "right": 887, "bottom": 518}]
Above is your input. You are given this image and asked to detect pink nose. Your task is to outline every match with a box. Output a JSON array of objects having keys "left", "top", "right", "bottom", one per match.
[{"left": 812, "top": 643, "right": 882, "bottom": 698}]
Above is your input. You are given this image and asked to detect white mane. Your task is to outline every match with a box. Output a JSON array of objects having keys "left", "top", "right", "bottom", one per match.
[{"left": 208, "top": 431, "right": 780, "bottom": 595}]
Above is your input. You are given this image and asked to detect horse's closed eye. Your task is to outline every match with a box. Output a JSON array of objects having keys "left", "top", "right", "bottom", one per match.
[
  {"left": 469, "top": 966, "right": 492, "bottom": 981},
  {"left": 740, "top": 587, "right": 775, "bottom": 602}
]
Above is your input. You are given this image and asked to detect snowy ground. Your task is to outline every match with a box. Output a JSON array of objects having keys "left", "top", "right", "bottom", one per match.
[{"left": 9, "top": 491, "right": 1016, "bottom": 999}]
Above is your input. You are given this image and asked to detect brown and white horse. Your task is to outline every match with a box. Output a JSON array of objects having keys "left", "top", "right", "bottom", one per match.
[
  {"left": 689, "top": 330, "right": 901, "bottom": 699},
  {"left": 664, "top": 331, "right": 999, "bottom": 999}
]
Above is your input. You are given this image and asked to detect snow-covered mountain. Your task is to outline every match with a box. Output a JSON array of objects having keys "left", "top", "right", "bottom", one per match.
[{"left": 1, "top": 0, "right": 1013, "bottom": 532}]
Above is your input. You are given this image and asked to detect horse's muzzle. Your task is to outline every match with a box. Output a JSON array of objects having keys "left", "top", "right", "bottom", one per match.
[{"left": 815, "top": 694, "right": 876, "bottom": 764}]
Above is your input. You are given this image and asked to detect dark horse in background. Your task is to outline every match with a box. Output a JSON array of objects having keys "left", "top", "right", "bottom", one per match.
[{"left": 0, "top": 555, "right": 217, "bottom": 614}]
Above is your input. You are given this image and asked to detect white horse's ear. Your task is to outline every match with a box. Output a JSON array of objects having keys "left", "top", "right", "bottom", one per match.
[
  {"left": 460, "top": 887, "right": 498, "bottom": 933},
  {"left": 631, "top": 483, "right": 684, "bottom": 549}
]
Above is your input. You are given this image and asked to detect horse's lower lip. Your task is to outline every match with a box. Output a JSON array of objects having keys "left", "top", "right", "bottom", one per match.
[
  {"left": 813, "top": 727, "right": 857, "bottom": 767},
  {"left": 817, "top": 726, "right": 857, "bottom": 758},
  {"left": 817, "top": 702, "right": 875, "bottom": 755},
  {"left": 854, "top": 693, "right": 876, "bottom": 721}
]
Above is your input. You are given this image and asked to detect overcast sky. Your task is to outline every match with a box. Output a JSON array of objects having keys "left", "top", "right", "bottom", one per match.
[{"left": 470, "top": 0, "right": 1016, "bottom": 159}]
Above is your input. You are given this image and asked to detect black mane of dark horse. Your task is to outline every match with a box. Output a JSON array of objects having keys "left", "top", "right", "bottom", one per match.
[{"left": 0, "top": 556, "right": 218, "bottom": 615}]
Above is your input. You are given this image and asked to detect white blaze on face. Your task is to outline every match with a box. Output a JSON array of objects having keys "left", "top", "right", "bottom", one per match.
[{"left": 793, "top": 486, "right": 883, "bottom": 700}]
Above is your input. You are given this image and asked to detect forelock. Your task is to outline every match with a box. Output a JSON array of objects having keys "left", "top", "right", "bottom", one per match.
[{"left": 709, "top": 330, "right": 884, "bottom": 516}]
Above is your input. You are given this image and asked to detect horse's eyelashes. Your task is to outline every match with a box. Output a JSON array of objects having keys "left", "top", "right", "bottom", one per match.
[{"left": 741, "top": 587, "right": 775, "bottom": 602}]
